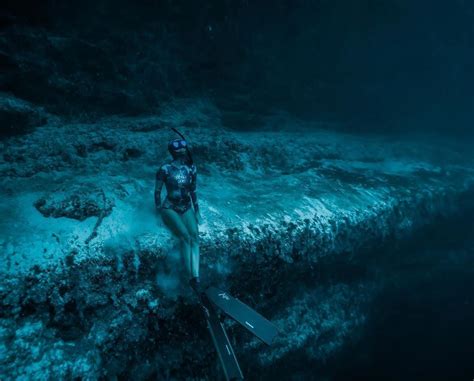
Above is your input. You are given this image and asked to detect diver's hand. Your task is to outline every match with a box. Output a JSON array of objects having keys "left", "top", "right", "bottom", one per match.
[{"left": 195, "top": 211, "right": 203, "bottom": 225}]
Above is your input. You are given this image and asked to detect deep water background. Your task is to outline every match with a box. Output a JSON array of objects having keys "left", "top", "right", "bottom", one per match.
[
  {"left": 255, "top": 195, "right": 474, "bottom": 381},
  {"left": 325, "top": 199, "right": 474, "bottom": 381},
  {"left": 1, "top": 1, "right": 474, "bottom": 380}
]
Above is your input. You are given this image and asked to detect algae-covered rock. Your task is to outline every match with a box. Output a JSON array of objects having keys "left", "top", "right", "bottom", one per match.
[{"left": 34, "top": 185, "right": 114, "bottom": 221}]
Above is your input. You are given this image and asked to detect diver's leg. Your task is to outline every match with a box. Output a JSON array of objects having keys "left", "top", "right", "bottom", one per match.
[
  {"left": 160, "top": 208, "right": 192, "bottom": 277},
  {"left": 181, "top": 208, "right": 200, "bottom": 278}
]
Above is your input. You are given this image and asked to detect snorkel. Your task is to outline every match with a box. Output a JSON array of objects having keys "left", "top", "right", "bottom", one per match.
[{"left": 171, "top": 127, "right": 194, "bottom": 165}]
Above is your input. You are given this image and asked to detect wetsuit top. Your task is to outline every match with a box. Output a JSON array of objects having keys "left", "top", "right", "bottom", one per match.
[{"left": 154, "top": 159, "right": 199, "bottom": 215}]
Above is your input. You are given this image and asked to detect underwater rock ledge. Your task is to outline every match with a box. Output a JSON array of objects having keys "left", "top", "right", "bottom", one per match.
[
  {"left": 1, "top": 100, "right": 474, "bottom": 379},
  {"left": 1, "top": 180, "right": 473, "bottom": 379}
]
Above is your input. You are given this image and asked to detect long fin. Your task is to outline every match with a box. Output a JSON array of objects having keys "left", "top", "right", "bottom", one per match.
[
  {"left": 205, "top": 287, "right": 279, "bottom": 346},
  {"left": 200, "top": 293, "right": 244, "bottom": 380}
]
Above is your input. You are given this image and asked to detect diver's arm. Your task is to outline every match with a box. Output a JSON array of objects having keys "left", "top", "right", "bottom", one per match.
[
  {"left": 154, "top": 167, "right": 166, "bottom": 212},
  {"left": 190, "top": 165, "right": 200, "bottom": 215},
  {"left": 190, "top": 190, "right": 199, "bottom": 213}
]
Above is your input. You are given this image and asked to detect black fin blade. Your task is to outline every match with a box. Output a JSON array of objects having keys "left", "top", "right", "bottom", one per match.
[
  {"left": 205, "top": 287, "right": 279, "bottom": 346},
  {"left": 200, "top": 294, "right": 244, "bottom": 381}
]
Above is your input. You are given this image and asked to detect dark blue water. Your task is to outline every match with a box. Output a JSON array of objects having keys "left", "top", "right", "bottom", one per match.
[
  {"left": 332, "top": 207, "right": 474, "bottom": 381},
  {"left": 257, "top": 203, "right": 474, "bottom": 381}
]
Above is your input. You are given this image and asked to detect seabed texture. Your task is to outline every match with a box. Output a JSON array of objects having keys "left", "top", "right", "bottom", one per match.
[{"left": 1, "top": 97, "right": 473, "bottom": 379}]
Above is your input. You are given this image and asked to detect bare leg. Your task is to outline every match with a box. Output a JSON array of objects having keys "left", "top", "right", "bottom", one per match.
[
  {"left": 160, "top": 208, "right": 192, "bottom": 278},
  {"left": 181, "top": 208, "right": 200, "bottom": 278}
]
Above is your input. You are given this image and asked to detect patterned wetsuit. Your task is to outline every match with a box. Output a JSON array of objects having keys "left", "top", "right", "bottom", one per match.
[{"left": 154, "top": 160, "right": 199, "bottom": 215}]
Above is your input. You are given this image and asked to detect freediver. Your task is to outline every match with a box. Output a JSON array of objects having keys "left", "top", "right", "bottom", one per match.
[
  {"left": 154, "top": 135, "right": 203, "bottom": 292},
  {"left": 155, "top": 133, "right": 278, "bottom": 381}
]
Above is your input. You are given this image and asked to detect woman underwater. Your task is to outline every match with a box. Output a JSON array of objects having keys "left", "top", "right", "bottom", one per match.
[{"left": 154, "top": 134, "right": 203, "bottom": 292}]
